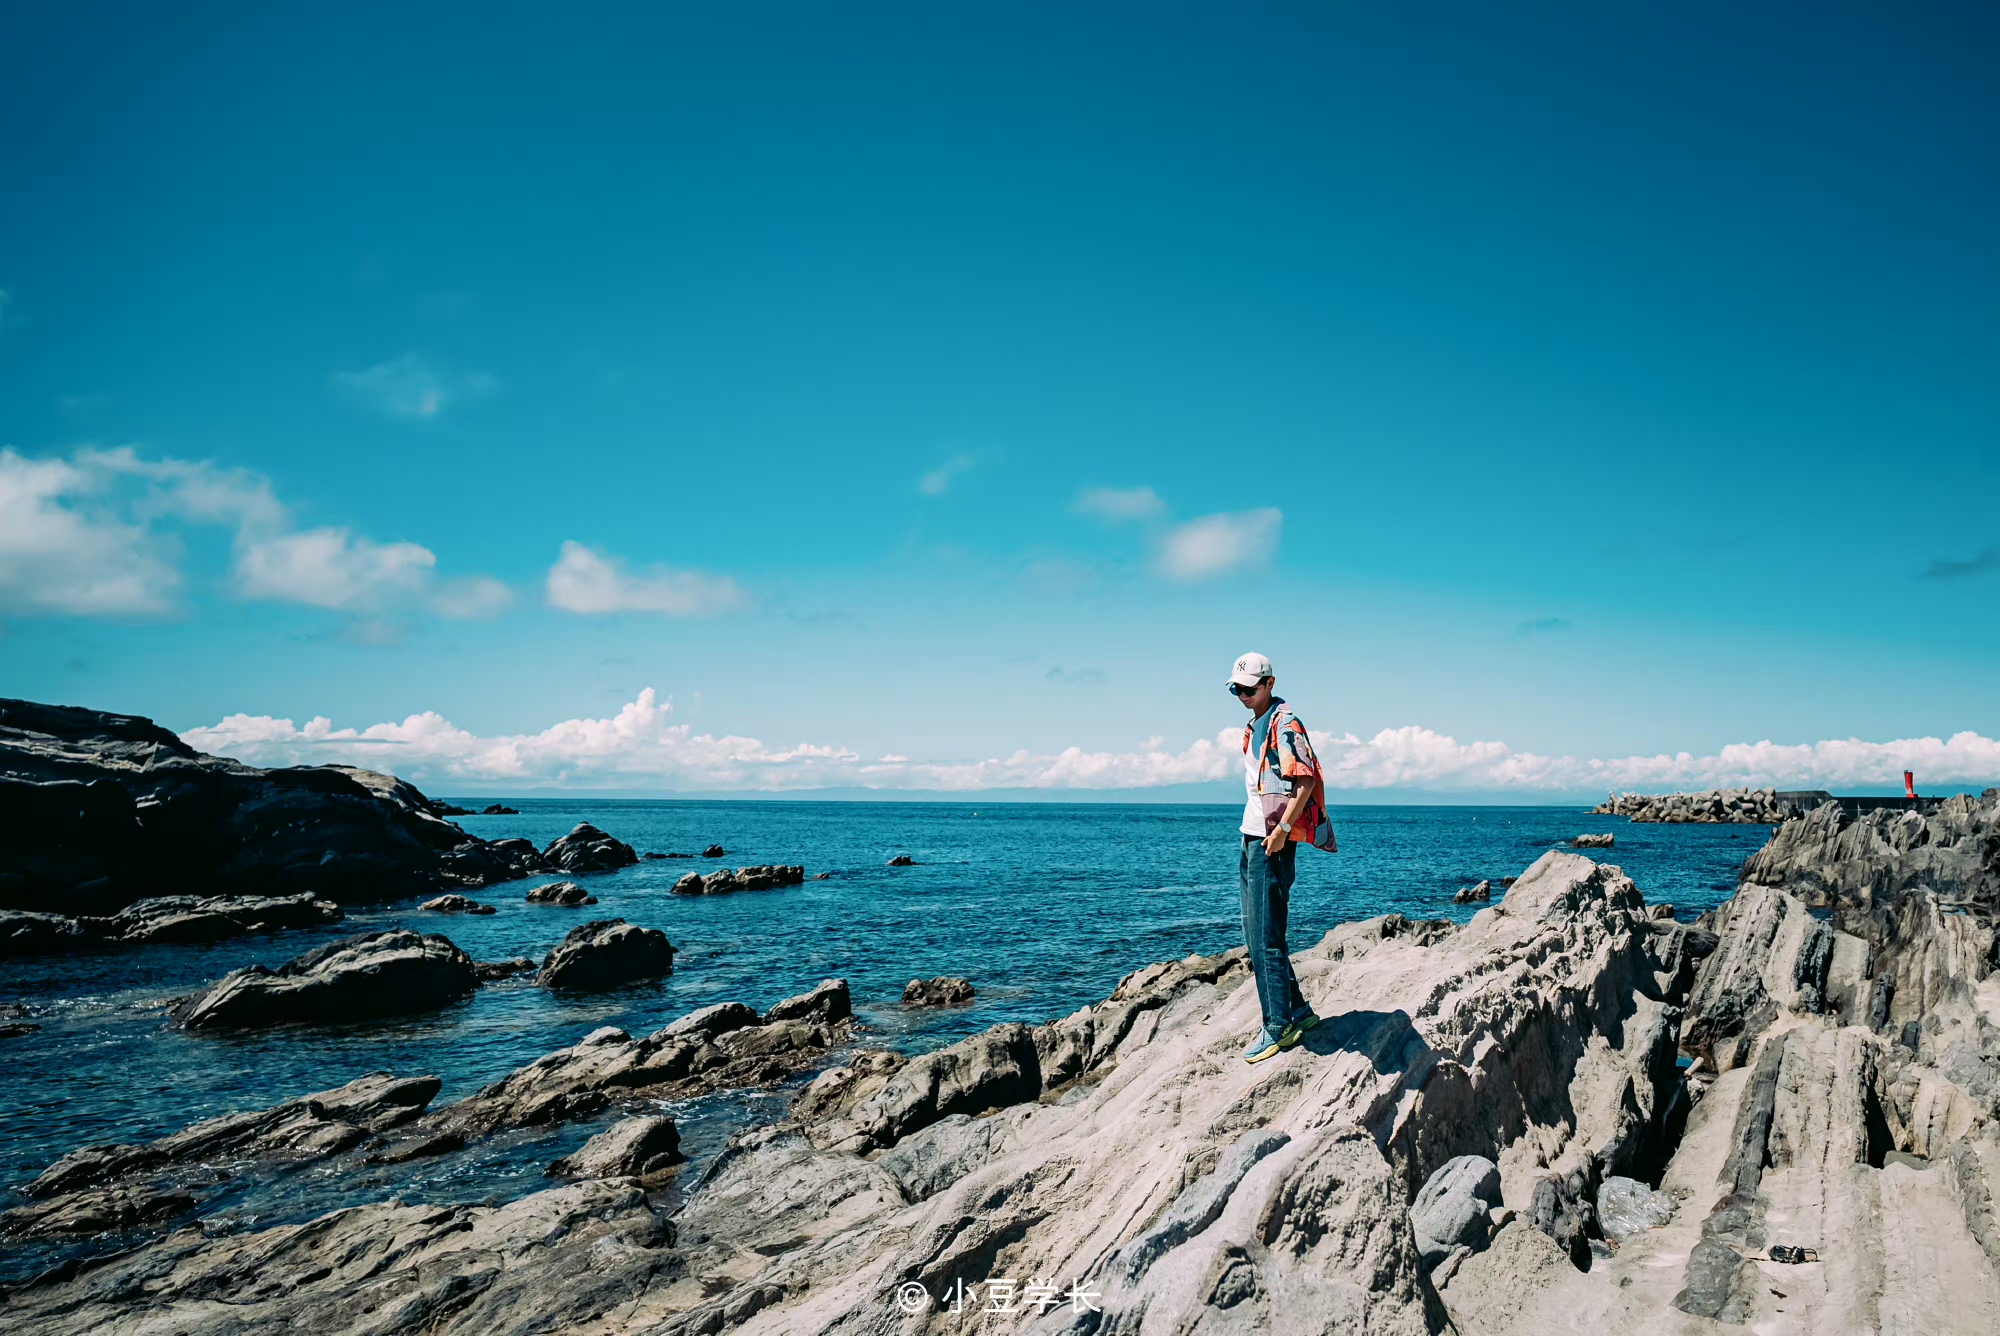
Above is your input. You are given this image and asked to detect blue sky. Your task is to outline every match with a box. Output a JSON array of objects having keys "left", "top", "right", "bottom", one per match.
[{"left": 2, "top": 2, "right": 1995, "bottom": 796}]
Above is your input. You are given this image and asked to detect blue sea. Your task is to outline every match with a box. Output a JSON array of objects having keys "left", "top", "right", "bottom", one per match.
[{"left": 0, "top": 801, "right": 1766, "bottom": 1282}]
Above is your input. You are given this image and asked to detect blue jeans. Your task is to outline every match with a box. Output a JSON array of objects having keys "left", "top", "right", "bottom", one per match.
[{"left": 1240, "top": 835, "right": 1307, "bottom": 1032}]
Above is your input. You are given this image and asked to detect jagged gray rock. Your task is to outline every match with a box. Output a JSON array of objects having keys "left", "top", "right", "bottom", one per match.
[
  {"left": 1454, "top": 879, "right": 1491, "bottom": 904},
  {"left": 424, "top": 981, "right": 852, "bottom": 1139},
  {"left": 547, "top": 1115, "right": 682, "bottom": 1179},
  {"left": 167, "top": 930, "right": 478, "bottom": 1028},
  {"left": 1595, "top": 1174, "right": 1673, "bottom": 1239},
  {"left": 1, "top": 893, "right": 346, "bottom": 955},
  {"left": 1412, "top": 1155, "right": 1504, "bottom": 1266},
  {"left": 535, "top": 918, "right": 675, "bottom": 990},
  {"left": 1743, "top": 790, "right": 1999, "bottom": 910}
]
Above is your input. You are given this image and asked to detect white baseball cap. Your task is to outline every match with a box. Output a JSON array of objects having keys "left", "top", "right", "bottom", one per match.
[{"left": 1226, "top": 652, "right": 1273, "bottom": 688}]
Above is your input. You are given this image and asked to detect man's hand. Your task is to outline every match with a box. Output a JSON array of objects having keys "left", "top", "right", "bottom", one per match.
[{"left": 1264, "top": 782, "right": 1313, "bottom": 856}]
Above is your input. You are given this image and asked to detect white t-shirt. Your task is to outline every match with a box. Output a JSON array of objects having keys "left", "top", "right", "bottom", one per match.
[{"left": 1241, "top": 705, "right": 1277, "bottom": 837}]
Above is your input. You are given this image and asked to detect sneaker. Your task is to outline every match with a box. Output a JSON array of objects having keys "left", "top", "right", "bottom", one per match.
[
  {"left": 1243, "top": 1026, "right": 1286, "bottom": 1064},
  {"left": 1280, "top": 1010, "right": 1320, "bottom": 1048}
]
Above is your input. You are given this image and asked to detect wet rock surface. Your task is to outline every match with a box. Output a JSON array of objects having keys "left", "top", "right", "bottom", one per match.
[
  {"left": 547, "top": 1114, "right": 682, "bottom": 1180},
  {"left": 2, "top": 893, "right": 348, "bottom": 955},
  {"left": 422, "top": 979, "right": 854, "bottom": 1139},
  {"left": 902, "top": 975, "right": 975, "bottom": 1006},
  {"left": 167, "top": 930, "right": 478, "bottom": 1028},
  {"left": 669, "top": 864, "right": 805, "bottom": 895},
  {"left": 524, "top": 879, "right": 596, "bottom": 905},
  {"left": 0, "top": 697, "right": 540, "bottom": 918},
  {"left": 419, "top": 893, "right": 495, "bottom": 914},
  {"left": 540, "top": 822, "right": 638, "bottom": 875},
  {"left": 1571, "top": 833, "right": 1614, "bottom": 849},
  {"left": 534, "top": 918, "right": 675, "bottom": 991},
  {"left": 2, "top": 1072, "right": 439, "bottom": 1241}
]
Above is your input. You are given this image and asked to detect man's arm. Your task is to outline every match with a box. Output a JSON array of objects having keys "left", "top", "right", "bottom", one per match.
[{"left": 1262, "top": 781, "right": 1314, "bottom": 855}]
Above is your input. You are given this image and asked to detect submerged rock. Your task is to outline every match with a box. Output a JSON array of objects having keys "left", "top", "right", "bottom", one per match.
[
  {"left": 886, "top": 854, "right": 914, "bottom": 866},
  {"left": 524, "top": 880, "right": 596, "bottom": 906},
  {"left": 474, "top": 956, "right": 536, "bottom": 981},
  {"left": 168, "top": 931, "right": 478, "bottom": 1028},
  {"left": 0, "top": 696, "right": 541, "bottom": 918},
  {"left": 541, "top": 822, "right": 638, "bottom": 875},
  {"left": 536, "top": 919, "right": 675, "bottom": 991},
  {"left": 547, "top": 1115, "right": 682, "bottom": 1179},
  {"left": 7, "top": 1072, "right": 439, "bottom": 1240},
  {"left": 902, "top": 976, "right": 975, "bottom": 1006}
]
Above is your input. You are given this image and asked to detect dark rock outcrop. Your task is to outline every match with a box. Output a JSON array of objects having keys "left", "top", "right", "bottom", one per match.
[
  {"left": 541, "top": 822, "right": 638, "bottom": 875},
  {"left": 535, "top": 919, "right": 675, "bottom": 991},
  {"left": 474, "top": 956, "right": 536, "bottom": 981},
  {"left": 480, "top": 803, "right": 518, "bottom": 814},
  {"left": 702, "top": 844, "right": 726, "bottom": 858},
  {"left": 524, "top": 880, "right": 596, "bottom": 906},
  {"left": 1742, "top": 789, "right": 1999, "bottom": 911},
  {"left": 886, "top": 854, "right": 914, "bottom": 866},
  {"left": 670, "top": 864, "right": 805, "bottom": 895},
  {"left": 902, "top": 976, "right": 975, "bottom": 1006},
  {"left": 0, "top": 697, "right": 542, "bottom": 917},
  {"left": 168, "top": 930, "right": 478, "bottom": 1028},
  {"left": 547, "top": 1115, "right": 682, "bottom": 1179}
]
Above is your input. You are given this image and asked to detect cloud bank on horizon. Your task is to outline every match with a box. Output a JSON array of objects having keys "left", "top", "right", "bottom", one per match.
[{"left": 182, "top": 689, "right": 2000, "bottom": 796}]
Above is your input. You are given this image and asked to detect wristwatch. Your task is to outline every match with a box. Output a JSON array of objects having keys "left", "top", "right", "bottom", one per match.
[{"left": 1277, "top": 820, "right": 1293, "bottom": 834}]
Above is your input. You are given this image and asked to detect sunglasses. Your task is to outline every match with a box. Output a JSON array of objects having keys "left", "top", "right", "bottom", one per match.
[{"left": 1228, "top": 682, "right": 1262, "bottom": 698}]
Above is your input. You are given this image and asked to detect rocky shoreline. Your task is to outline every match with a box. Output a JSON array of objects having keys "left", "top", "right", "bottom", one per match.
[{"left": 2, "top": 704, "right": 1994, "bottom": 1333}]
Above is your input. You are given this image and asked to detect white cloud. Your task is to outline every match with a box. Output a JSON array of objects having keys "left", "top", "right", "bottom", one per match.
[
  {"left": 0, "top": 445, "right": 506, "bottom": 622},
  {"left": 919, "top": 454, "right": 974, "bottom": 496},
  {"left": 332, "top": 353, "right": 496, "bottom": 421},
  {"left": 1073, "top": 485, "right": 1166, "bottom": 522},
  {"left": 0, "top": 448, "right": 179, "bottom": 614},
  {"left": 1157, "top": 508, "right": 1282, "bottom": 580},
  {"left": 235, "top": 528, "right": 437, "bottom": 609},
  {"left": 430, "top": 575, "right": 515, "bottom": 620},
  {"left": 179, "top": 690, "right": 2000, "bottom": 796},
  {"left": 545, "top": 540, "right": 744, "bottom": 617}
]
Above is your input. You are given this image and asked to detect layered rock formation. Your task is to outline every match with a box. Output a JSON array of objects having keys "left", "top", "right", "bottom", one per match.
[
  {"left": 1742, "top": 788, "right": 1999, "bottom": 910},
  {"left": 1593, "top": 788, "right": 1792, "bottom": 823},
  {"left": 167, "top": 930, "right": 478, "bottom": 1028},
  {"left": 525, "top": 880, "right": 597, "bottom": 905},
  {"left": 0, "top": 698, "right": 541, "bottom": 917},
  {"left": 547, "top": 1115, "right": 683, "bottom": 1180}
]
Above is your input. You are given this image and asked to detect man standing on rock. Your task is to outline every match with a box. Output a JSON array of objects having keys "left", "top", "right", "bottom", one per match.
[{"left": 1228, "top": 652, "right": 1323, "bottom": 1063}]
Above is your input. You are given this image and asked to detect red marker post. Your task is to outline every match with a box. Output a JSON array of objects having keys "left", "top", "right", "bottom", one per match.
[{"left": 1904, "top": 770, "right": 1917, "bottom": 801}]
